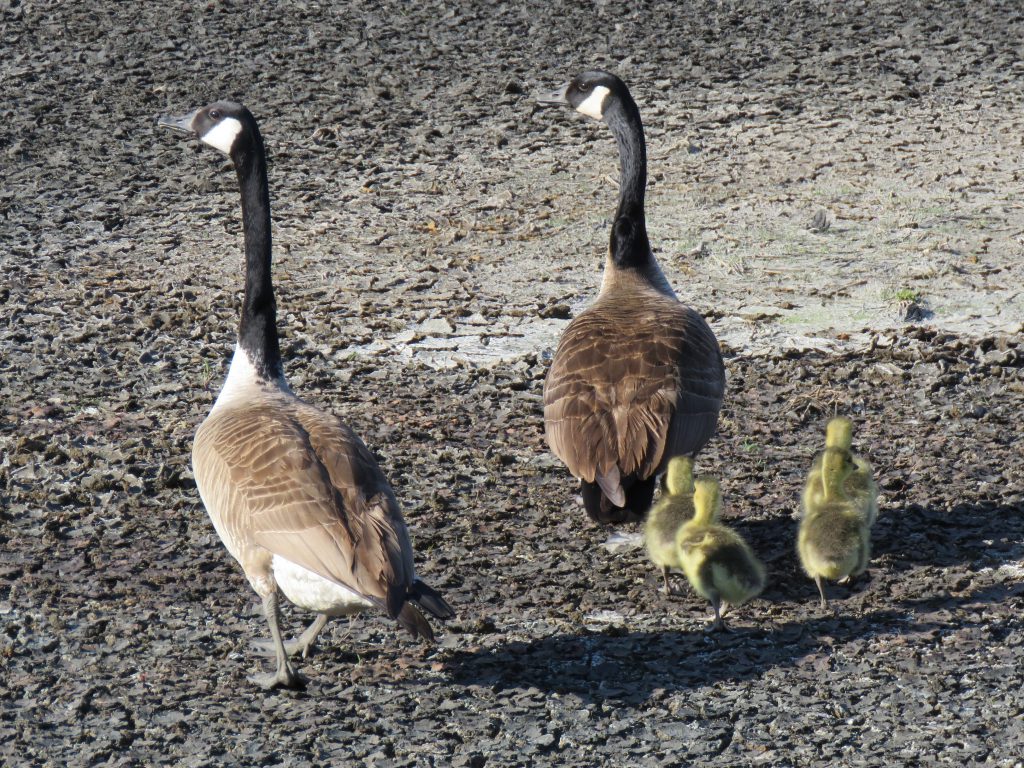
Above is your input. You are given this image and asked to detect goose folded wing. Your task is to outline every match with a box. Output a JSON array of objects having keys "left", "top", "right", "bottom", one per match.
[
  {"left": 545, "top": 304, "right": 723, "bottom": 483},
  {"left": 207, "top": 407, "right": 412, "bottom": 612},
  {"left": 660, "top": 308, "right": 726, "bottom": 464},
  {"left": 545, "top": 318, "right": 681, "bottom": 483}
]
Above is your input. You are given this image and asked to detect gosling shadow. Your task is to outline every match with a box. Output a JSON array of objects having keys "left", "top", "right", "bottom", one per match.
[
  {"left": 444, "top": 582, "right": 1022, "bottom": 702},
  {"left": 873, "top": 500, "right": 1024, "bottom": 570}
]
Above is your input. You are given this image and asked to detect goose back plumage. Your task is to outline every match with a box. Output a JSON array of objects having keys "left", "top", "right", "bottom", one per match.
[{"left": 544, "top": 279, "right": 724, "bottom": 517}]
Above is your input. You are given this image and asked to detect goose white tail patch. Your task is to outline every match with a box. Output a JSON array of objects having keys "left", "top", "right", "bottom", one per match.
[
  {"left": 577, "top": 85, "right": 611, "bottom": 120},
  {"left": 201, "top": 116, "right": 243, "bottom": 154},
  {"left": 272, "top": 556, "right": 374, "bottom": 616}
]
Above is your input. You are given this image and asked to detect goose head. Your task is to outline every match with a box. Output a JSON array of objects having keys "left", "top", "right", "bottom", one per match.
[
  {"left": 692, "top": 477, "right": 722, "bottom": 525},
  {"left": 158, "top": 101, "right": 256, "bottom": 156},
  {"left": 538, "top": 70, "right": 629, "bottom": 121}
]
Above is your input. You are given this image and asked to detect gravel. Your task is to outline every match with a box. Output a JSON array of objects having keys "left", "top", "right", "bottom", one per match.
[{"left": 2, "top": 1, "right": 1023, "bottom": 765}]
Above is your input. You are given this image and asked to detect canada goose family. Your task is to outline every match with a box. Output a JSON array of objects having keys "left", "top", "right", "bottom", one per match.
[
  {"left": 538, "top": 71, "right": 726, "bottom": 524},
  {"left": 798, "top": 447, "right": 872, "bottom": 608},
  {"left": 159, "top": 101, "right": 453, "bottom": 689},
  {"left": 643, "top": 455, "right": 696, "bottom": 594},
  {"left": 803, "top": 416, "right": 878, "bottom": 526},
  {"left": 676, "top": 478, "right": 766, "bottom": 631}
]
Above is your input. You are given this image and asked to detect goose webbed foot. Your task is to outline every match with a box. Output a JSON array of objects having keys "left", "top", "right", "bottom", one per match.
[{"left": 249, "top": 664, "right": 307, "bottom": 691}]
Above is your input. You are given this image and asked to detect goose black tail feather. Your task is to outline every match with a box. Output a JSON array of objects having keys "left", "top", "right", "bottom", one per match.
[
  {"left": 581, "top": 475, "right": 657, "bottom": 524},
  {"left": 396, "top": 601, "right": 435, "bottom": 642},
  {"left": 410, "top": 579, "right": 456, "bottom": 620}
]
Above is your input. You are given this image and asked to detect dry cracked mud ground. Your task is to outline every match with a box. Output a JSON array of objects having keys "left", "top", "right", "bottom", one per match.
[{"left": 2, "top": 1, "right": 1023, "bottom": 766}]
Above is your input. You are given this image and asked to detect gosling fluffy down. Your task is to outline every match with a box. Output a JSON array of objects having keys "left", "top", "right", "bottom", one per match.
[
  {"left": 675, "top": 478, "right": 765, "bottom": 630},
  {"left": 803, "top": 416, "right": 878, "bottom": 526},
  {"left": 798, "top": 447, "right": 872, "bottom": 608},
  {"left": 644, "top": 456, "right": 696, "bottom": 594}
]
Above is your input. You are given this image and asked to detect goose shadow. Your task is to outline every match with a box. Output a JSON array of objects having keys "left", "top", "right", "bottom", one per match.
[{"left": 443, "top": 582, "right": 1022, "bottom": 702}]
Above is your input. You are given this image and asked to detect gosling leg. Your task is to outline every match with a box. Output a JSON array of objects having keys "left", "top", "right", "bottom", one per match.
[
  {"left": 661, "top": 566, "right": 680, "bottom": 595},
  {"left": 706, "top": 596, "right": 731, "bottom": 633},
  {"left": 815, "top": 576, "right": 829, "bottom": 609}
]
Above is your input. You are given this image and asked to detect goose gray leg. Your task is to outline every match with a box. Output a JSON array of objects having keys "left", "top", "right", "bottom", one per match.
[
  {"left": 250, "top": 591, "right": 305, "bottom": 690},
  {"left": 251, "top": 613, "right": 329, "bottom": 658},
  {"left": 290, "top": 614, "right": 329, "bottom": 659}
]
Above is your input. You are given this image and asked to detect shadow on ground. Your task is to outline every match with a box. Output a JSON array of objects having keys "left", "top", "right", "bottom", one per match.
[{"left": 443, "top": 581, "right": 1024, "bottom": 702}]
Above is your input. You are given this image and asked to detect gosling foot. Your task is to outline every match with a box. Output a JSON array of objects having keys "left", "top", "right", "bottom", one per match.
[
  {"left": 705, "top": 600, "right": 732, "bottom": 633},
  {"left": 660, "top": 568, "right": 683, "bottom": 596}
]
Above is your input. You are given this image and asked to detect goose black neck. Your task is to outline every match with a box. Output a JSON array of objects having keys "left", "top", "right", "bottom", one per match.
[
  {"left": 232, "top": 130, "right": 282, "bottom": 382},
  {"left": 605, "top": 96, "right": 651, "bottom": 270}
]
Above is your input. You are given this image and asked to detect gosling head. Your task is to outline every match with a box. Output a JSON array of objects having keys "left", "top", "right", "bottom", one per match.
[
  {"left": 692, "top": 477, "right": 722, "bottom": 525},
  {"left": 664, "top": 456, "right": 695, "bottom": 498},
  {"left": 158, "top": 100, "right": 258, "bottom": 157},
  {"left": 824, "top": 416, "right": 854, "bottom": 452},
  {"left": 537, "top": 70, "right": 630, "bottom": 122},
  {"left": 820, "top": 448, "right": 854, "bottom": 502}
]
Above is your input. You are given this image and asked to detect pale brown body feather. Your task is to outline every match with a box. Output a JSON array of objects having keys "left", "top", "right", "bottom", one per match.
[{"left": 193, "top": 383, "right": 423, "bottom": 624}]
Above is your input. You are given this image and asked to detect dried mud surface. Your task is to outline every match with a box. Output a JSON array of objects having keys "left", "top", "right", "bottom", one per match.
[{"left": 2, "top": 1, "right": 1024, "bottom": 766}]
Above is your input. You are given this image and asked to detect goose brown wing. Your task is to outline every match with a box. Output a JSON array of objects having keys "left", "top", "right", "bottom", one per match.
[
  {"left": 661, "top": 306, "right": 725, "bottom": 466},
  {"left": 544, "top": 298, "right": 724, "bottom": 484},
  {"left": 193, "top": 399, "right": 414, "bottom": 616},
  {"left": 293, "top": 402, "right": 416, "bottom": 617}
]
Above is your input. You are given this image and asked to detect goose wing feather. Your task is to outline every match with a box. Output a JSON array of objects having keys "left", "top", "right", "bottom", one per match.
[
  {"left": 192, "top": 396, "right": 414, "bottom": 616},
  {"left": 544, "top": 295, "right": 724, "bottom": 485}
]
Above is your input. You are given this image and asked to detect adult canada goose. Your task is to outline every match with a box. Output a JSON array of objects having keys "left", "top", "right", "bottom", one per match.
[
  {"left": 802, "top": 416, "right": 878, "bottom": 526},
  {"left": 676, "top": 477, "right": 766, "bottom": 631},
  {"left": 643, "top": 455, "right": 696, "bottom": 594},
  {"left": 798, "top": 447, "right": 871, "bottom": 608},
  {"left": 159, "top": 101, "right": 453, "bottom": 689},
  {"left": 538, "top": 71, "right": 725, "bottom": 524}
]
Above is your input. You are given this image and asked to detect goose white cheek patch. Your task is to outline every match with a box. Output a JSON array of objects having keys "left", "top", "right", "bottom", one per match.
[
  {"left": 576, "top": 85, "right": 610, "bottom": 119},
  {"left": 201, "top": 117, "right": 243, "bottom": 154}
]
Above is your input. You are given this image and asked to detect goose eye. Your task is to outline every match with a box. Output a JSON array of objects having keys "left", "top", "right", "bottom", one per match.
[{"left": 210, "top": 108, "right": 221, "bottom": 120}]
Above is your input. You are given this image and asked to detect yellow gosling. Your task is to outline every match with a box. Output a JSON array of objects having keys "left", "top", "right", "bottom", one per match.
[
  {"left": 644, "top": 456, "right": 695, "bottom": 594},
  {"left": 798, "top": 448, "right": 871, "bottom": 608},
  {"left": 676, "top": 478, "right": 766, "bottom": 631},
  {"left": 803, "top": 416, "right": 879, "bottom": 527}
]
